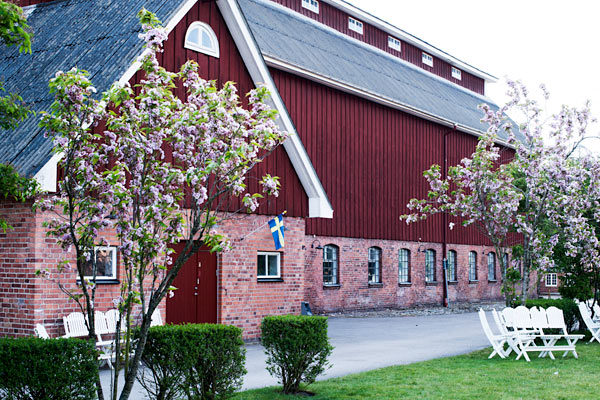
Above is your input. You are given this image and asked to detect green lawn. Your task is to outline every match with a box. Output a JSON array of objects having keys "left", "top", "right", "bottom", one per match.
[{"left": 234, "top": 341, "right": 600, "bottom": 400}]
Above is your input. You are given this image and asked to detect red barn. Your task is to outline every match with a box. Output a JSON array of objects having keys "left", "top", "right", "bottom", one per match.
[{"left": 1, "top": 0, "right": 522, "bottom": 339}]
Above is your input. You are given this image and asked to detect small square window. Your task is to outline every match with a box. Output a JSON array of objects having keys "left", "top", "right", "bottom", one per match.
[
  {"left": 348, "top": 17, "right": 364, "bottom": 35},
  {"left": 388, "top": 36, "right": 401, "bottom": 52},
  {"left": 83, "top": 246, "right": 117, "bottom": 280},
  {"left": 302, "top": 0, "right": 319, "bottom": 14},
  {"left": 546, "top": 273, "right": 557, "bottom": 287},
  {"left": 257, "top": 252, "right": 281, "bottom": 279},
  {"left": 452, "top": 67, "right": 462, "bottom": 80},
  {"left": 422, "top": 52, "right": 433, "bottom": 67}
]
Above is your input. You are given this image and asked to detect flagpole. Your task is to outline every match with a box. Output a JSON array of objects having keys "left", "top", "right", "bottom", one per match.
[{"left": 239, "top": 210, "right": 287, "bottom": 241}]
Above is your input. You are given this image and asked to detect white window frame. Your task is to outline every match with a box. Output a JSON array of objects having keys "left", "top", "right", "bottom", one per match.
[
  {"left": 469, "top": 251, "right": 477, "bottom": 281},
  {"left": 257, "top": 251, "right": 281, "bottom": 279},
  {"left": 488, "top": 252, "right": 497, "bottom": 281},
  {"left": 302, "top": 0, "right": 319, "bottom": 14},
  {"left": 323, "top": 244, "right": 339, "bottom": 285},
  {"left": 388, "top": 35, "right": 401, "bottom": 52},
  {"left": 447, "top": 250, "right": 457, "bottom": 282},
  {"left": 422, "top": 52, "right": 433, "bottom": 67},
  {"left": 398, "top": 248, "right": 410, "bottom": 283},
  {"left": 368, "top": 247, "right": 381, "bottom": 284},
  {"left": 451, "top": 66, "right": 462, "bottom": 80},
  {"left": 348, "top": 17, "right": 364, "bottom": 35},
  {"left": 83, "top": 246, "right": 117, "bottom": 280},
  {"left": 425, "top": 249, "right": 436, "bottom": 282},
  {"left": 546, "top": 273, "right": 558, "bottom": 287},
  {"left": 184, "top": 21, "right": 220, "bottom": 58}
]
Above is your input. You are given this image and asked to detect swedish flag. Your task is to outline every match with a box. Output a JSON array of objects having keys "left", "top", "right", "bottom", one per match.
[{"left": 268, "top": 214, "right": 285, "bottom": 250}]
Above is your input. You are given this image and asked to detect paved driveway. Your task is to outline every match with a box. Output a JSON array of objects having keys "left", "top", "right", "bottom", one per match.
[{"left": 100, "top": 311, "right": 489, "bottom": 397}]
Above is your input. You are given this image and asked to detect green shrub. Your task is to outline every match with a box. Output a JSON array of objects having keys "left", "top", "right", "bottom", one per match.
[
  {"left": 261, "top": 315, "right": 333, "bottom": 394},
  {"left": 0, "top": 337, "right": 98, "bottom": 400},
  {"left": 512, "top": 298, "right": 580, "bottom": 331},
  {"left": 138, "top": 324, "right": 246, "bottom": 400}
]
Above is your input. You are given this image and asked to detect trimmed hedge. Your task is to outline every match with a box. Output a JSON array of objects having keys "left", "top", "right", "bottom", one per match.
[
  {"left": 138, "top": 324, "right": 246, "bottom": 400},
  {"left": 513, "top": 298, "right": 580, "bottom": 331},
  {"left": 261, "top": 315, "right": 333, "bottom": 394},
  {"left": 0, "top": 337, "right": 98, "bottom": 400}
]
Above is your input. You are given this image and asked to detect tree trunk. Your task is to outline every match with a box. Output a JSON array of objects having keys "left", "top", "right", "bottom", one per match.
[{"left": 520, "top": 236, "right": 531, "bottom": 304}]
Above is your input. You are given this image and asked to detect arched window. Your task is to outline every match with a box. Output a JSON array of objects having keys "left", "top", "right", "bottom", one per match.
[
  {"left": 184, "top": 22, "right": 219, "bottom": 58},
  {"left": 447, "top": 250, "right": 457, "bottom": 282},
  {"left": 425, "top": 249, "right": 436, "bottom": 282},
  {"left": 469, "top": 251, "right": 477, "bottom": 281},
  {"left": 488, "top": 252, "right": 496, "bottom": 281},
  {"left": 502, "top": 252, "right": 509, "bottom": 279},
  {"left": 398, "top": 248, "right": 410, "bottom": 284},
  {"left": 368, "top": 247, "right": 382, "bottom": 284},
  {"left": 323, "top": 245, "right": 339, "bottom": 285}
]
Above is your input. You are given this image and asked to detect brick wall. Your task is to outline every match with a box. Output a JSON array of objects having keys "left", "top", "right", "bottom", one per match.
[
  {"left": 304, "top": 236, "right": 505, "bottom": 313},
  {"left": 0, "top": 200, "right": 37, "bottom": 336},
  {"left": 0, "top": 198, "right": 165, "bottom": 338},
  {"left": 217, "top": 214, "right": 305, "bottom": 339}
]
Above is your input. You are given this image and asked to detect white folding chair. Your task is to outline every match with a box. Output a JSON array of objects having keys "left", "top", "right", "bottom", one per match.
[
  {"left": 478, "top": 309, "right": 515, "bottom": 359},
  {"left": 578, "top": 302, "right": 600, "bottom": 344},
  {"left": 34, "top": 323, "right": 50, "bottom": 339},
  {"left": 546, "top": 306, "right": 583, "bottom": 358}
]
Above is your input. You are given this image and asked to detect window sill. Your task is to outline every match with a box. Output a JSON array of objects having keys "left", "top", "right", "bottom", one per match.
[
  {"left": 398, "top": 282, "right": 411, "bottom": 287},
  {"left": 257, "top": 278, "right": 284, "bottom": 283},
  {"left": 425, "top": 281, "right": 439, "bottom": 286},
  {"left": 448, "top": 281, "right": 458, "bottom": 285},
  {"left": 469, "top": 280, "right": 479, "bottom": 284},
  {"left": 323, "top": 284, "right": 341, "bottom": 289},
  {"left": 488, "top": 280, "right": 498, "bottom": 283},
  {"left": 368, "top": 282, "right": 383, "bottom": 288},
  {"left": 77, "top": 279, "right": 120, "bottom": 285}
]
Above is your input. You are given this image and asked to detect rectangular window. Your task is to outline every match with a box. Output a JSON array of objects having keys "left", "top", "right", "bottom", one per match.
[
  {"left": 301, "top": 0, "right": 319, "bottom": 14},
  {"left": 83, "top": 246, "right": 117, "bottom": 280},
  {"left": 323, "top": 245, "right": 339, "bottom": 285},
  {"left": 469, "top": 251, "right": 477, "bottom": 281},
  {"left": 368, "top": 247, "right": 381, "bottom": 284},
  {"left": 422, "top": 52, "right": 433, "bottom": 67},
  {"left": 388, "top": 36, "right": 401, "bottom": 52},
  {"left": 398, "top": 248, "right": 410, "bottom": 283},
  {"left": 447, "top": 250, "right": 457, "bottom": 281},
  {"left": 546, "top": 273, "right": 558, "bottom": 287},
  {"left": 257, "top": 252, "right": 281, "bottom": 279},
  {"left": 348, "top": 17, "right": 364, "bottom": 34},
  {"left": 425, "top": 249, "right": 436, "bottom": 282},
  {"left": 451, "top": 67, "right": 462, "bottom": 80},
  {"left": 488, "top": 252, "right": 496, "bottom": 281}
]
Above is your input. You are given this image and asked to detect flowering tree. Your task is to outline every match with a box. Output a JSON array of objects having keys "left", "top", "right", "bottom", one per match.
[
  {"left": 38, "top": 10, "right": 286, "bottom": 400},
  {"left": 402, "top": 80, "right": 600, "bottom": 304}
]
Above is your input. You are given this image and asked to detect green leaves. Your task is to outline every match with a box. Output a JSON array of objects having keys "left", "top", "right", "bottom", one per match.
[{"left": 0, "top": 1, "right": 31, "bottom": 54}]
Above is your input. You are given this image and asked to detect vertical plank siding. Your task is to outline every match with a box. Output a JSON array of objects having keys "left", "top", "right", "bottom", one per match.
[
  {"left": 130, "top": 0, "right": 308, "bottom": 218},
  {"left": 271, "top": 67, "right": 510, "bottom": 245},
  {"left": 270, "top": 0, "right": 485, "bottom": 95}
]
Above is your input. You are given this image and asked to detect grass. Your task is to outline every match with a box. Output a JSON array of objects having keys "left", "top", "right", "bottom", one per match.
[{"left": 234, "top": 340, "right": 600, "bottom": 400}]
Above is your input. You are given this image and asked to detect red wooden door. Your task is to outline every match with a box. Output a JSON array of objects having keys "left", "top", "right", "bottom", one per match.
[{"left": 166, "top": 243, "right": 217, "bottom": 324}]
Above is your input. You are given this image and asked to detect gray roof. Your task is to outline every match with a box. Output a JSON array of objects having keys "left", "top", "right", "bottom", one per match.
[
  {"left": 0, "top": 0, "right": 185, "bottom": 177},
  {"left": 238, "top": 0, "right": 513, "bottom": 140}
]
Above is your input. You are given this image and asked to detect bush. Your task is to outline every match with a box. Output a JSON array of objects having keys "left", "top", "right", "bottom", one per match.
[
  {"left": 261, "top": 315, "right": 333, "bottom": 394},
  {"left": 0, "top": 337, "right": 98, "bottom": 400},
  {"left": 138, "top": 324, "right": 246, "bottom": 400},
  {"left": 512, "top": 298, "right": 580, "bottom": 331}
]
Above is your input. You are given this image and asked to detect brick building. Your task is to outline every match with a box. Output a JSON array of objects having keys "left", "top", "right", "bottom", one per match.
[{"left": 1, "top": 0, "right": 528, "bottom": 339}]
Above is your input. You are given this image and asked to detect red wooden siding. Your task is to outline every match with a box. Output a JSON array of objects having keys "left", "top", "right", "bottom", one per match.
[
  {"left": 271, "top": 67, "right": 509, "bottom": 245},
  {"left": 16, "top": 0, "right": 55, "bottom": 6},
  {"left": 270, "top": 0, "right": 485, "bottom": 95},
  {"left": 133, "top": 0, "right": 308, "bottom": 218}
]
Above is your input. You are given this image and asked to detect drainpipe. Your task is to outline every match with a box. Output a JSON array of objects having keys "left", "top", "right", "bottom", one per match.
[{"left": 442, "top": 125, "right": 457, "bottom": 307}]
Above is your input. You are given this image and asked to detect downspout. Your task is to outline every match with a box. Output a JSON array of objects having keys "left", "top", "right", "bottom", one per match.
[{"left": 442, "top": 125, "right": 457, "bottom": 307}]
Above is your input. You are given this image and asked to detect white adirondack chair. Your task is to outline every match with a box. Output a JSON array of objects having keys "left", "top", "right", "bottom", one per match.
[
  {"left": 63, "top": 311, "right": 115, "bottom": 368},
  {"left": 34, "top": 324, "right": 50, "bottom": 339},
  {"left": 63, "top": 312, "right": 89, "bottom": 339},
  {"left": 578, "top": 302, "right": 600, "bottom": 343}
]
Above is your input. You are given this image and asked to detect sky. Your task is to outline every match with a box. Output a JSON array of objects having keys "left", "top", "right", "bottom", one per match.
[{"left": 349, "top": 0, "right": 600, "bottom": 153}]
